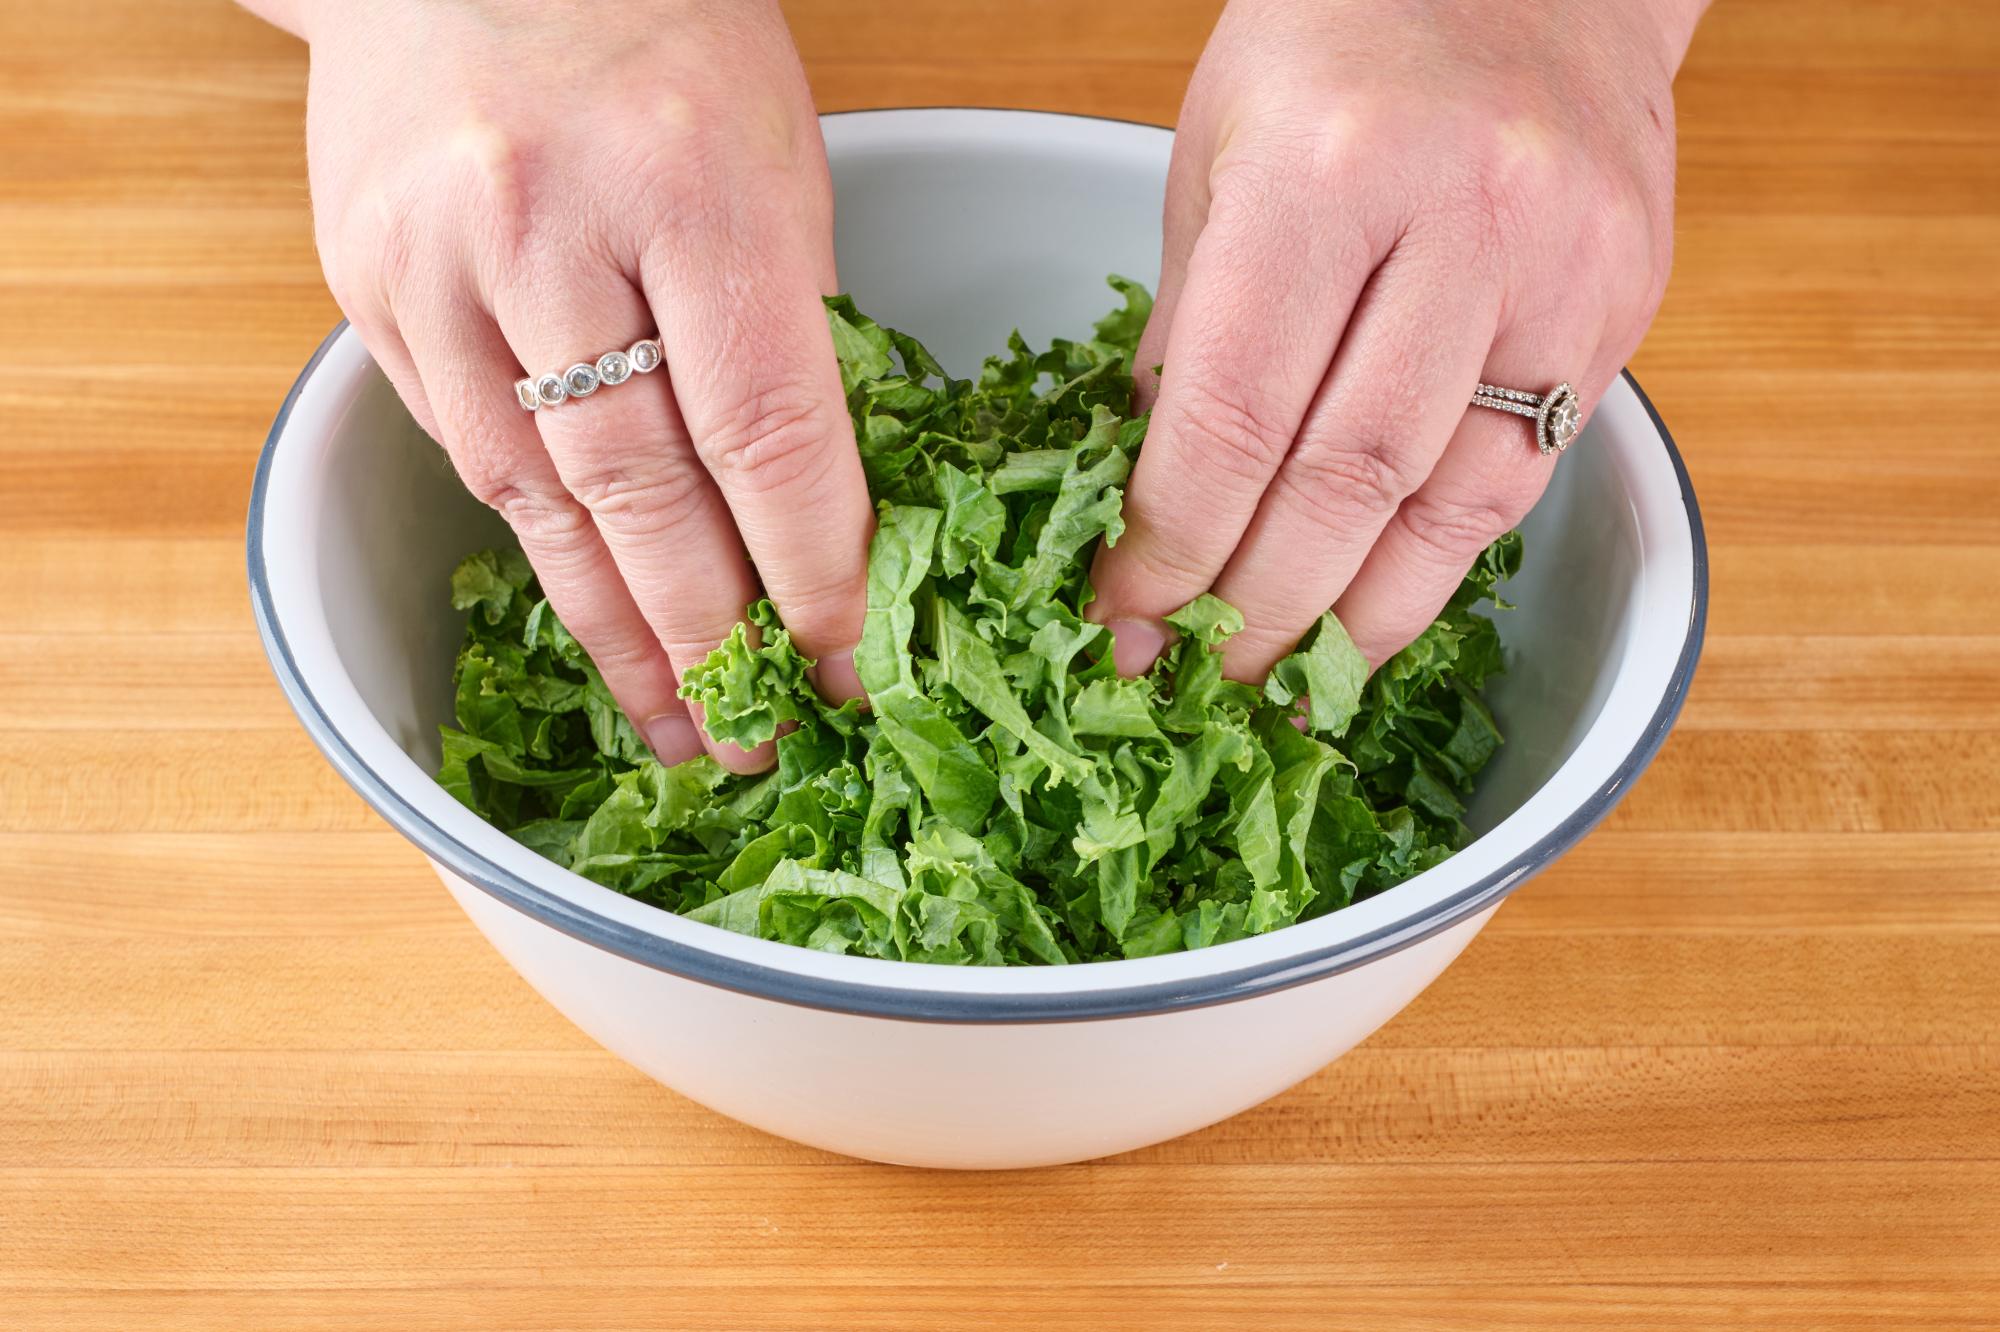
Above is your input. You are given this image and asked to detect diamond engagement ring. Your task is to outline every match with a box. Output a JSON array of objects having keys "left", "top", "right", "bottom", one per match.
[
  {"left": 514, "top": 337, "right": 664, "bottom": 410},
  {"left": 1469, "top": 381, "right": 1583, "bottom": 455}
]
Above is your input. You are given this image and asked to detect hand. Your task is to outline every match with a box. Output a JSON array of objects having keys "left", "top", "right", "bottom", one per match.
[
  {"left": 1091, "top": 0, "right": 1701, "bottom": 679},
  {"left": 273, "top": 0, "right": 870, "bottom": 772}
]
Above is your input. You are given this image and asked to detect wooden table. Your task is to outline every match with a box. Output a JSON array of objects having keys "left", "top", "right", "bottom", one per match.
[{"left": 4, "top": 2, "right": 1996, "bottom": 1326}]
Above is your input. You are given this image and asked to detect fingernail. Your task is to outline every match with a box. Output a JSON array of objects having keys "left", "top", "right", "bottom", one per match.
[
  {"left": 811, "top": 647, "right": 866, "bottom": 704},
  {"left": 712, "top": 738, "right": 775, "bottom": 775},
  {"left": 641, "top": 713, "right": 703, "bottom": 765},
  {"left": 1109, "top": 618, "right": 1168, "bottom": 677}
]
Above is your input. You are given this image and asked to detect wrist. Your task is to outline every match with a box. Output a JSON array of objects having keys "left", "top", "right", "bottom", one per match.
[
  {"left": 1514, "top": 0, "right": 1709, "bottom": 83},
  {"left": 1221, "top": 0, "right": 1707, "bottom": 82},
  {"left": 271, "top": 0, "right": 784, "bottom": 46},
  {"left": 1634, "top": 0, "right": 1711, "bottom": 75}
]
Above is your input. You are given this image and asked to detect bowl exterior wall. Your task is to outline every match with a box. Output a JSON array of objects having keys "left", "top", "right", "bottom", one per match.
[{"left": 436, "top": 860, "right": 1494, "bottom": 1167}]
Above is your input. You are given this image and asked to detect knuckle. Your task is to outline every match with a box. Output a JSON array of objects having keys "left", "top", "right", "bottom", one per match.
[
  {"left": 1275, "top": 449, "right": 1406, "bottom": 529},
  {"left": 444, "top": 123, "right": 565, "bottom": 272},
  {"left": 1207, "top": 139, "right": 1304, "bottom": 225},
  {"left": 662, "top": 635, "right": 729, "bottom": 666},
  {"left": 560, "top": 450, "right": 712, "bottom": 536},
  {"left": 585, "top": 630, "right": 662, "bottom": 676},
  {"left": 1206, "top": 116, "right": 1359, "bottom": 238},
  {"left": 1398, "top": 489, "right": 1528, "bottom": 564},
  {"left": 1166, "top": 378, "right": 1299, "bottom": 486},
  {"left": 1287, "top": 423, "right": 1429, "bottom": 520},
  {"left": 1580, "top": 179, "right": 1637, "bottom": 258},
  {"left": 695, "top": 383, "right": 835, "bottom": 490},
  {"left": 766, "top": 575, "right": 861, "bottom": 646},
  {"left": 480, "top": 479, "right": 595, "bottom": 547},
  {"left": 1113, "top": 529, "right": 1215, "bottom": 598},
  {"left": 445, "top": 444, "right": 516, "bottom": 511},
  {"left": 1226, "top": 619, "right": 1306, "bottom": 671},
  {"left": 1446, "top": 117, "right": 1565, "bottom": 267}
]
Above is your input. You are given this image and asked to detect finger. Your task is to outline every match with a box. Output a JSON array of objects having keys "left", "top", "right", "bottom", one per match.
[
  {"left": 1207, "top": 247, "right": 1502, "bottom": 681},
  {"left": 1129, "top": 126, "right": 1213, "bottom": 412},
  {"left": 338, "top": 295, "right": 444, "bottom": 444},
  {"left": 639, "top": 213, "right": 872, "bottom": 703},
  {"left": 395, "top": 287, "right": 708, "bottom": 770},
  {"left": 319, "top": 229, "right": 443, "bottom": 442},
  {"left": 491, "top": 265, "right": 775, "bottom": 774},
  {"left": 1333, "top": 319, "right": 1607, "bottom": 667},
  {"left": 1087, "top": 161, "right": 1385, "bottom": 674}
]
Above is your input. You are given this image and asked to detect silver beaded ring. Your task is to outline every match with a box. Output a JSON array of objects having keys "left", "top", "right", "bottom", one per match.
[{"left": 514, "top": 338, "right": 664, "bottom": 411}]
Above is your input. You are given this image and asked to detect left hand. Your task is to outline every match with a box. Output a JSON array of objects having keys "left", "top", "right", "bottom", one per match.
[{"left": 1090, "top": 0, "right": 1700, "bottom": 678}]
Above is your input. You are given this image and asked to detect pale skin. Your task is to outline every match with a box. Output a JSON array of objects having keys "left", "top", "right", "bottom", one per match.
[{"left": 243, "top": 0, "right": 1706, "bottom": 772}]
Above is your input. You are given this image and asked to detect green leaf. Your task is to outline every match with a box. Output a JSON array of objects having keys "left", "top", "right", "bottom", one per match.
[
  {"left": 869, "top": 682, "right": 998, "bottom": 833},
  {"left": 449, "top": 549, "right": 534, "bottom": 625},
  {"left": 1091, "top": 274, "right": 1154, "bottom": 358},
  {"left": 1069, "top": 677, "right": 1162, "bottom": 739},
  {"left": 826, "top": 295, "right": 896, "bottom": 394},
  {"left": 937, "top": 599, "right": 1094, "bottom": 786},
  {"left": 676, "top": 601, "right": 811, "bottom": 751},
  {"left": 1266, "top": 610, "right": 1369, "bottom": 734},
  {"left": 856, "top": 504, "right": 941, "bottom": 694},
  {"left": 935, "top": 462, "right": 1007, "bottom": 575}
]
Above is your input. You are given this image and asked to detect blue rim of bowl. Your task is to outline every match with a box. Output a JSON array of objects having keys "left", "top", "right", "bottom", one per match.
[{"left": 248, "top": 112, "right": 1707, "bottom": 1025}]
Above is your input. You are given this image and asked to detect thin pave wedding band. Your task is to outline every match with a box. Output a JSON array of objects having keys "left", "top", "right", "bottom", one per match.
[
  {"left": 514, "top": 337, "right": 664, "bottom": 411},
  {"left": 1469, "top": 381, "right": 1583, "bottom": 455}
]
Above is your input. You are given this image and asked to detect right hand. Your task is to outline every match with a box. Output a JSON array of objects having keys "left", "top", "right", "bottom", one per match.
[{"left": 297, "top": 0, "right": 870, "bottom": 772}]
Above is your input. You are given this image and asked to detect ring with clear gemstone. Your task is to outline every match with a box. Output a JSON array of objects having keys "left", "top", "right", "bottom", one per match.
[
  {"left": 1469, "top": 380, "right": 1583, "bottom": 455},
  {"left": 595, "top": 350, "right": 633, "bottom": 386},
  {"left": 514, "top": 333, "right": 663, "bottom": 410}
]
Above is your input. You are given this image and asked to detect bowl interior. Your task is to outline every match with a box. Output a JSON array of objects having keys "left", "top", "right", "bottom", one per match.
[{"left": 312, "top": 111, "right": 1639, "bottom": 845}]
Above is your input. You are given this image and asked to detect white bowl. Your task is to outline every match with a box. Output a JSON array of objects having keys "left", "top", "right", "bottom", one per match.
[{"left": 250, "top": 109, "right": 1705, "bottom": 1168}]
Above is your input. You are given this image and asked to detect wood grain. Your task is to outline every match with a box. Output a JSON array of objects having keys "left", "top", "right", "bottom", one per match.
[{"left": 1, "top": 0, "right": 1996, "bottom": 1327}]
